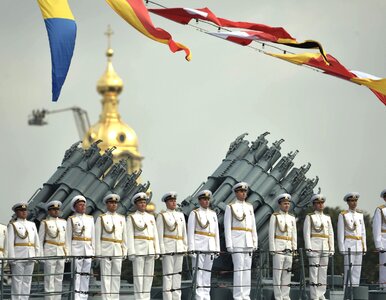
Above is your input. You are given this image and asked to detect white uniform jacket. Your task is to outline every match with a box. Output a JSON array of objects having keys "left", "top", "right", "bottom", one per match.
[
  {"left": 39, "top": 217, "right": 67, "bottom": 256},
  {"left": 187, "top": 207, "right": 220, "bottom": 252},
  {"left": 65, "top": 213, "right": 95, "bottom": 256},
  {"left": 269, "top": 211, "right": 297, "bottom": 252},
  {"left": 95, "top": 211, "right": 128, "bottom": 256},
  {"left": 303, "top": 211, "right": 334, "bottom": 255},
  {"left": 373, "top": 204, "right": 386, "bottom": 250},
  {"left": 127, "top": 211, "right": 160, "bottom": 256},
  {"left": 224, "top": 200, "right": 258, "bottom": 249},
  {"left": 338, "top": 210, "right": 367, "bottom": 253},
  {"left": 156, "top": 209, "right": 188, "bottom": 254},
  {"left": 0, "top": 224, "right": 8, "bottom": 259},
  {"left": 7, "top": 218, "right": 40, "bottom": 258}
]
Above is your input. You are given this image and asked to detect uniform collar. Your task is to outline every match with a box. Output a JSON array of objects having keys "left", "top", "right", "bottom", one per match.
[
  {"left": 166, "top": 208, "right": 175, "bottom": 213},
  {"left": 199, "top": 206, "right": 209, "bottom": 212},
  {"left": 74, "top": 213, "right": 86, "bottom": 217},
  {"left": 279, "top": 210, "right": 288, "bottom": 215},
  {"left": 348, "top": 209, "right": 356, "bottom": 213},
  {"left": 314, "top": 210, "right": 324, "bottom": 215},
  {"left": 16, "top": 218, "right": 26, "bottom": 222},
  {"left": 236, "top": 199, "right": 245, "bottom": 205},
  {"left": 105, "top": 211, "right": 116, "bottom": 215},
  {"left": 136, "top": 210, "right": 146, "bottom": 215},
  {"left": 47, "top": 216, "right": 59, "bottom": 220}
]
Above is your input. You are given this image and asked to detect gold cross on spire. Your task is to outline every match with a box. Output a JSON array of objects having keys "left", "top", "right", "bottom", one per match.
[{"left": 105, "top": 25, "right": 114, "bottom": 49}]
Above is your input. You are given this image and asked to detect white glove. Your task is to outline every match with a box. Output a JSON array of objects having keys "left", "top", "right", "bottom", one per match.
[
  {"left": 154, "top": 255, "right": 160, "bottom": 260},
  {"left": 227, "top": 247, "right": 233, "bottom": 253},
  {"left": 128, "top": 255, "right": 136, "bottom": 261},
  {"left": 270, "top": 251, "right": 276, "bottom": 256},
  {"left": 189, "top": 253, "right": 196, "bottom": 259}
]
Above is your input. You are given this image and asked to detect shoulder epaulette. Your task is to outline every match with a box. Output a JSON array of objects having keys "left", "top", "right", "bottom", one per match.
[
  {"left": 288, "top": 213, "right": 295, "bottom": 217},
  {"left": 58, "top": 218, "right": 66, "bottom": 221},
  {"left": 307, "top": 212, "right": 315, "bottom": 216},
  {"left": 69, "top": 215, "right": 75, "bottom": 219},
  {"left": 86, "top": 215, "right": 93, "bottom": 218},
  {"left": 378, "top": 205, "right": 386, "bottom": 210},
  {"left": 340, "top": 210, "right": 347, "bottom": 215},
  {"left": 41, "top": 219, "right": 47, "bottom": 223},
  {"left": 194, "top": 208, "right": 199, "bottom": 212},
  {"left": 99, "top": 214, "right": 106, "bottom": 218},
  {"left": 356, "top": 209, "right": 363, "bottom": 213},
  {"left": 273, "top": 212, "right": 280, "bottom": 216}
]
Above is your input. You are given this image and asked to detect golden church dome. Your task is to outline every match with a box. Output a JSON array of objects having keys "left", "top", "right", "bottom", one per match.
[
  {"left": 82, "top": 27, "right": 143, "bottom": 173},
  {"left": 97, "top": 48, "right": 123, "bottom": 95}
]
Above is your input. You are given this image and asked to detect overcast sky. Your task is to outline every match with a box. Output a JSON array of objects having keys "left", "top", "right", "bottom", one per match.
[{"left": 0, "top": 0, "right": 385, "bottom": 224}]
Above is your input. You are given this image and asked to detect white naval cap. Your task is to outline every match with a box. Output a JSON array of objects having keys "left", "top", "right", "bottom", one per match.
[
  {"left": 103, "top": 193, "right": 120, "bottom": 204},
  {"left": 274, "top": 193, "right": 292, "bottom": 204},
  {"left": 46, "top": 200, "right": 62, "bottom": 211},
  {"left": 343, "top": 192, "right": 360, "bottom": 202},
  {"left": 132, "top": 192, "right": 149, "bottom": 205},
  {"left": 233, "top": 182, "right": 249, "bottom": 192},
  {"left": 162, "top": 191, "right": 178, "bottom": 202},
  {"left": 311, "top": 194, "right": 326, "bottom": 203},
  {"left": 381, "top": 189, "right": 386, "bottom": 198},
  {"left": 197, "top": 190, "right": 212, "bottom": 200},
  {"left": 71, "top": 195, "right": 87, "bottom": 211},
  {"left": 12, "top": 202, "right": 28, "bottom": 212}
]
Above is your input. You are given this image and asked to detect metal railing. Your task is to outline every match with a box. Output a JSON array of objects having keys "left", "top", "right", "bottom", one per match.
[{"left": 0, "top": 248, "right": 384, "bottom": 299}]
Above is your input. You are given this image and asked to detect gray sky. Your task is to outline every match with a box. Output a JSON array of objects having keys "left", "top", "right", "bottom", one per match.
[{"left": 0, "top": 0, "right": 385, "bottom": 224}]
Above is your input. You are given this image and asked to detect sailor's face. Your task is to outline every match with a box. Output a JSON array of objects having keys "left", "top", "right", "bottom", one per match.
[
  {"left": 235, "top": 189, "right": 247, "bottom": 201},
  {"left": 136, "top": 200, "right": 147, "bottom": 212},
  {"left": 199, "top": 198, "right": 210, "bottom": 209},
  {"left": 165, "top": 198, "right": 177, "bottom": 210},
  {"left": 75, "top": 201, "right": 86, "bottom": 214},
  {"left": 16, "top": 209, "right": 28, "bottom": 219},
  {"left": 48, "top": 208, "right": 60, "bottom": 218},
  {"left": 279, "top": 201, "right": 290, "bottom": 212},
  {"left": 347, "top": 198, "right": 358, "bottom": 210},
  {"left": 313, "top": 201, "right": 325, "bottom": 212},
  {"left": 106, "top": 200, "right": 118, "bottom": 213}
]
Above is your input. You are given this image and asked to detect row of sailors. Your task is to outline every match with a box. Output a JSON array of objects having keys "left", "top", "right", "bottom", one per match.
[{"left": 0, "top": 186, "right": 385, "bottom": 300}]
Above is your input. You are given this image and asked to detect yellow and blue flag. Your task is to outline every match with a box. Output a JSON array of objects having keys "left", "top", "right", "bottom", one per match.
[{"left": 37, "top": 0, "right": 76, "bottom": 102}]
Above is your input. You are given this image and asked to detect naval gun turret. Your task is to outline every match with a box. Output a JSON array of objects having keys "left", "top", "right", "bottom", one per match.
[
  {"left": 180, "top": 132, "right": 319, "bottom": 256},
  {"left": 26, "top": 141, "right": 150, "bottom": 223}
]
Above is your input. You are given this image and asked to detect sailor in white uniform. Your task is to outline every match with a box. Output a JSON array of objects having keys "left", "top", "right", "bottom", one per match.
[
  {"left": 65, "top": 195, "right": 95, "bottom": 300},
  {"left": 372, "top": 188, "right": 386, "bottom": 288},
  {"left": 7, "top": 202, "right": 40, "bottom": 300},
  {"left": 156, "top": 192, "right": 188, "bottom": 300},
  {"left": 269, "top": 194, "right": 297, "bottom": 300},
  {"left": 127, "top": 192, "right": 160, "bottom": 300},
  {"left": 303, "top": 194, "right": 334, "bottom": 300},
  {"left": 337, "top": 192, "right": 366, "bottom": 287},
  {"left": 187, "top": 190, "right": 220, "bottom": 300},
  {"left": 0, "top": 222, "right": 7, "bottom": 272},
  {"left": 95, "top": 193, "right": 128, "bottom": 300},
  {"left": 39, "top": 200, "right": 67, "bottom": 300},
  {"left": 224, "top": 182, "right": 258, "bottom": 300}
]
